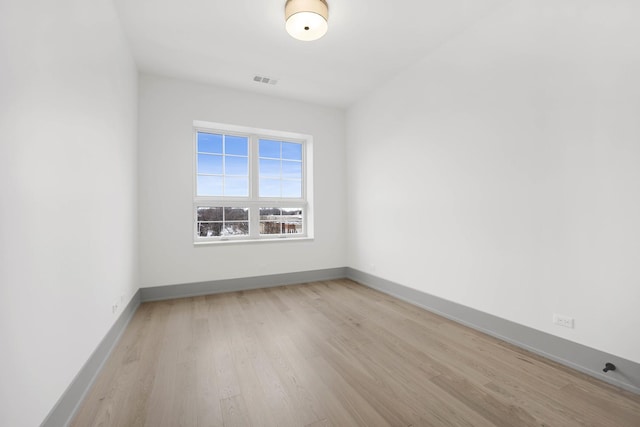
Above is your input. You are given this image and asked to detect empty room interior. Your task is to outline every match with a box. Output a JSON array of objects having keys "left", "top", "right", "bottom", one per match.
[{"left": 2, "top": 0, "right": 640, "bottom": 426}]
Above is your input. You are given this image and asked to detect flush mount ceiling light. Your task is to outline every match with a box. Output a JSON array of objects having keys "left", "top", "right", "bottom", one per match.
[{"left": 285, "top": 0, "right": 329, "bottom": 41}]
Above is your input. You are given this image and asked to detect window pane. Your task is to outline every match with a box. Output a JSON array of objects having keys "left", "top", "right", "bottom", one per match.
[
  {"left": 198, "top": 222, "right": 222, "bottom": 237},
  {"left": 197, "top": 207, "right": 223, "bottom": 221},
  {"left": 225, "top": 207, "right": 249, "bottom": 221},
  {"left": 259, "top": 159, "right": 280, "bottom": 177},
  {"left": 282, "top": 208, "right": 303, "bottom": 234},
  {"left": 225, "top": 136, "right": 248, "bottom": 156},
  {"left": 281, "top": 208, "right": 303, "bottom": 216},
  {"left": 282, "top": 221, "right": 302, "bottom": 234},
  {"left": 259, "top": 139, "right": 280, "bottom": 158},
  {"left": 221, "top": 222, "right": 249, "bottom": 236},
  {"left": 259, "top": 207, "right": 281, "bottom": 219},
  {"left": 224, "top": 177, "right": 248, "bottom": 197},
  {"left": 225, "top": 156, "right": 248, "bottom": 176},
  {"left": 259, "top": 178, "right": 280, "bottom": 197},
  {"left": 260, "top": 205, "right": 281, "bottom": 234},
  {"left": 260, "top": 221, "right": 281, "bottom": 235},
  {"left": 197, "top": 208, "right": 250, "bottom": 238},
  {"left": 282, "top": 160, "right": 301, "bottom": 179},
  {"left": 258, "top": 207, "right": 303, "bottom": 236},
  {"left": 197, "top": 176, "right": 223, "bottom": 196},
  {"left": 198, "top": 154, "right": 223, "bottom": 175},
  {"left": 198, "top": 132, "right": 222, "bottom": 154},
  {"left": 281, "top": 180, "right": 301, "bottom": 198},
  {"left": 282, "top": 142, "right": 302, "bottom": 161}
]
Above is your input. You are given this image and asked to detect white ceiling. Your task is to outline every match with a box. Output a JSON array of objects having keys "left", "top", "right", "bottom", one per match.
[{"left": 114, "top": 0, "right": 506, "bottom": 108}]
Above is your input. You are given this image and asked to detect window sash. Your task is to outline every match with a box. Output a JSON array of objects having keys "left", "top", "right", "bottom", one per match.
[
  {"left": 194, "top": 133, "right": 305, "bottom": 202},
  {"left": 194, "top": 202, "right": 306, "bottom": 241}
]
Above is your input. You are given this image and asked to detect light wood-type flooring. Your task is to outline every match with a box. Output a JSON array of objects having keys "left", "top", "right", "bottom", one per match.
[{"left": 71, "top": 279, "right": 640, "bottom": 426}]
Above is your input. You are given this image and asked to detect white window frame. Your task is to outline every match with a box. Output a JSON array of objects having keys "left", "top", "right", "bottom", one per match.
[{"left": 193, "top": 120, "right": 314, "bottom": 244}]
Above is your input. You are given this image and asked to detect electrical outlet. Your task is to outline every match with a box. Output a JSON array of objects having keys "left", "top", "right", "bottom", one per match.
[
  {"left": 112, "top": 303, "right": 119, "bottom": 314},
  {"left": 553, "top": 313, "right": 574, "bottom": 328}
]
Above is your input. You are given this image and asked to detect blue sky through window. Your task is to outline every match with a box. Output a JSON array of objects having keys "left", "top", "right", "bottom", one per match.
[
  {"left": 282, "top": 142, "right": 302, "bottom": 160},
  {"left": 225, "top": 156, "right": 248, "bottom": 175},
  {"left": 259, "top": 139, "right": 281, "bottom": 158},
  {"left": 197, "top": 132, "right": 249, "bottom": 196},
  {"left": 259, "top": 178, "right": 280, "bottom": 198},
  {"left": 282, "top": 180, "right": 301, "bottom": 198},
  {"left": 258, "top": 139, "right": 302, "bottom": 198},
  {"left": 198, "top": 132, "right": 222, "bottom": 154},
  {"left": 225, "top": 135, "right": 248, "bottom": 155},
  {"left": 197, "top": 176, "right": 223, "bottom": 196},
  {"left": 198, "top": 154, "right": 222, "bottom": 175},
  {"left": 225, "top": 177, "right": 248, "bottom": 196},
  {"left": 282, "top": 161, "right": 301, "bottom": 179},
  {"left": 196, "top": 134, "right": 302, "bottom": 198},
  {"left": 259, "top": 159, "right": 280, "bottom": 177}
]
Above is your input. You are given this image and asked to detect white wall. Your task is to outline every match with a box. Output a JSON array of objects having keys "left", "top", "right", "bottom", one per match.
[
  {"left": 347, "top": 0, "right": 640, "bottom": 363},
  {"left": 0, "top": 1, "right": 138, "bottom": 425},
  {"left": 138, "top": 75, "right": 346, "bottom": 287}
]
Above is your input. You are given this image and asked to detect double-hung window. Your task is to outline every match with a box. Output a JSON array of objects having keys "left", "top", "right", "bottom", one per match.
[{"left": 193, "top": 120, "right": 312, "bottom": 243}]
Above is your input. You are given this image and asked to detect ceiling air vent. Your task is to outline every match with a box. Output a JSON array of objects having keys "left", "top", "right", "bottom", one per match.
[{"left": 253, "top": 75, "right": 278, "bottom": 85}]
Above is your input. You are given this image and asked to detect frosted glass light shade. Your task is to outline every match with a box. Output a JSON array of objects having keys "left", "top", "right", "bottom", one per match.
[{"left": 285, "top": 0, "right": 328, "bottom": 41}]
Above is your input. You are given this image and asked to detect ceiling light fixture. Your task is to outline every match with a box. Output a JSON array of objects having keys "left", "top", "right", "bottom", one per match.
[{"left": 285, "top": 0, "right": 329, "bottom": 41}]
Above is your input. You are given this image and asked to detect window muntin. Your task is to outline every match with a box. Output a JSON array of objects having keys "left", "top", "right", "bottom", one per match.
[{"left": 194, "top": 122, "right": 311, "bottom": 243}]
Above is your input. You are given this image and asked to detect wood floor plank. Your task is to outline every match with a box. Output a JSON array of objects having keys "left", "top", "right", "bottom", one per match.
[
  {"left": 430, "top": 372, "right": 539, "bottom": 427},
  {"left": 144, "top": 301, "right": 188, "bottom": 427},
  {"left": 244, "top": 290, "right": 326, "bottom": 426},
  {"left": 304, "top": 419, "right": 332, "bottom": 427},
  {"left": 221, "top": 394, "right": 251, "bottom": 427},
  {"left": 275, "top": 334, "right": 363, "bottom": 426},
  {"left": 71, "top": 280, "right": 640, "bottom": 427},
  {"left": 208, "top": 295, "right": 242, "bottom": 400},
  {"left": 218, "top": 293, "right": 279, "bottom": 427},
  {"left": 194, "top": 318, "right": 224, "bottom": 427}
]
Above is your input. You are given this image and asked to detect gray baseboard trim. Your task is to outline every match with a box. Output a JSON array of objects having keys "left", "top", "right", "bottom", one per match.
[
  {"left": 40, "top": 290, "right": 141, "bottom": 427},
  {"left": 140, "top": 267, "right": 348, "bottom": 302},
  {"left": 346, "top": 267, "right": 640, "bottom": 395}
]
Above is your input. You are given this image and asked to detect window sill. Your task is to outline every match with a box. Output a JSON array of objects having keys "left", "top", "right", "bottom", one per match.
[{"left": 194, "top": 236, "right": 314, "bottom": 246}]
